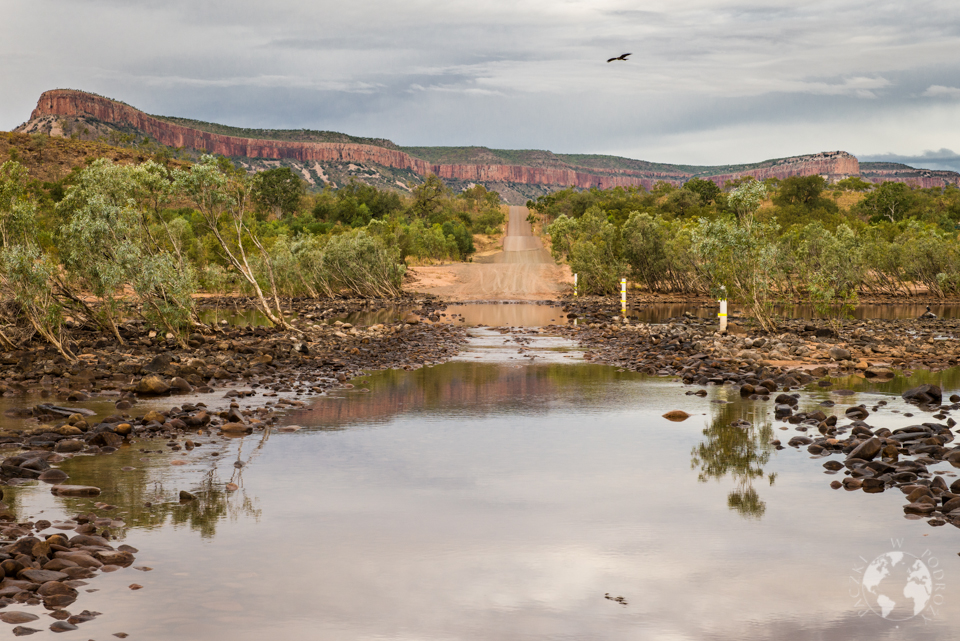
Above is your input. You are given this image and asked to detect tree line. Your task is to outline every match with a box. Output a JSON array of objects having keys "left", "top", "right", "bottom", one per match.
[
  {"left": 533, "top": 175, "right": 960, "bottom": 331},
  {"left": 0, "top": 155, "right": 505, "bottom": 358}
]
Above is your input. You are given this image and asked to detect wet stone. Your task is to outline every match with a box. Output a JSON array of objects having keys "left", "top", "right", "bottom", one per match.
[{"left": 0, "top": 612, "right": 38, "bottom": 624}]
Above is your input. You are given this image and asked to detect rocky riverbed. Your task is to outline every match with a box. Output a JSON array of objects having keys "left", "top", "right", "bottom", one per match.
[{"left": 0, "top": 296, "right": 466, "bottom": 631}]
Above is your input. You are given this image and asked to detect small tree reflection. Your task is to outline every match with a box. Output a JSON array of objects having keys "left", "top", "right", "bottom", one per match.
[{"left": 690, "top": 399, "right": 774, "bottom": 519}]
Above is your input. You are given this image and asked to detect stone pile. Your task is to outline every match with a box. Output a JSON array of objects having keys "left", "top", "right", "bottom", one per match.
[{"left": 0, "top": 511, "right": 135, "bottom": 633}]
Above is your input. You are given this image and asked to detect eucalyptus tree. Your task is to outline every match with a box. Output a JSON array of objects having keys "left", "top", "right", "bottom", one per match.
[
  {"left": 173, "top": 156, "right": 292, "bottom": 330},
  {"left": 57, "top": 159, "right": 196, "bottom": 341},
  {"left": 0, "top": 161, "right": 35, "bottom": 247}
]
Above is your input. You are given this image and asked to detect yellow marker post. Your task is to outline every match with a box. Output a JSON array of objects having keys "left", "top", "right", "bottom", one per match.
[
  {"left": 719, "top": 286, "right": 728, "bottom": 333},
  {"left": 621, "top": 278, "right": 627, "bottom": 316},
  {"left": 574, "top": 273, "right": 578, "bottom": 297}
]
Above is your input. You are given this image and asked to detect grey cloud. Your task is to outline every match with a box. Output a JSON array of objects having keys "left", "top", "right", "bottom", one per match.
[
  {"left": 4, "top": 0, "right": 960, "bottom": 165},
  {"left": 859, "top": 149, "right": 960, "bottom": 172}
]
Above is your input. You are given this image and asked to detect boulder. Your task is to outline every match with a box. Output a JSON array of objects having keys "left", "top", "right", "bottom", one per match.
[
  {"left": 902, "top": 384, "right": 942, "bottom": 406},
  {"left": 847, "top": 437, "right": 882, "bottom": 461},
  {"left": 828, "top": 346, "right": 851, "bottom": 361},
  {"left": 136, "top": 375, "right": 170, "bottom": 395}
]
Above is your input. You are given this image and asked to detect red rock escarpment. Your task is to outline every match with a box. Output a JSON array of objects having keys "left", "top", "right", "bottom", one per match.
[{"left": 28, "top": 90, "right": 862, "bottom": 188}]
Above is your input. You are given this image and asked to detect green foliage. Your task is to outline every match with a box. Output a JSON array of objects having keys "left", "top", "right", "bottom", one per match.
[
  {"left": 684, "top": 178, "right": 722, "bottom": 205},
  {"left": 250, "top": 167, "right": 306, "bottom": 220},
  {"left": 726, "top": 180, "right": 767, "bottom": 222},
  {"left": 0, "top": 161, "right": 37, "bottom": 247},
  {"left": 856, "top": 181, "right": 919, "bottom": 223},
  {"left": 692, "top": 216, "right": 781, "bottom": 331},
  {"left": 621, "top": 213, "right": 700, "bottom": 292},
  {"left": 835, "top": 176, "right": 874, "bottom": 192},
  {"left": 547, "top": 208, "right": 628, "bottom": 295}
]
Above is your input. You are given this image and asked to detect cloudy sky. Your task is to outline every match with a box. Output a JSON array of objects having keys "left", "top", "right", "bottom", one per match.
[{"left": 4, "top": 0, "right": 960, "bottom": 169}]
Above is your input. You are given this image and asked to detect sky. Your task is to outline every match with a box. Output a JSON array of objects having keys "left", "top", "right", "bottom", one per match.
[{"left": 4, "top": 0, "right": 960, "bottom": 170}]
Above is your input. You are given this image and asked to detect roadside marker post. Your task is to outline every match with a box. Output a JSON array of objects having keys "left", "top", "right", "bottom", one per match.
[
  {"left": 574, "top": 273, "right": 578, "bottom": 297},
  {"left": 719, "top": 286, "right": 728, "bottom": 333},
  {"left": 621, "top": 278, "right": 627, "bottom": 317}
]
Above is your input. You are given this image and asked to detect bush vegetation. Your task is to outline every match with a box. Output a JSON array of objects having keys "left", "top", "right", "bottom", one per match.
[
  {"left": 0, "top": 151, "right": 506, "bottom": 356},
  {"left": 533, "top": 174, "right": 960, "bottom": 328}
]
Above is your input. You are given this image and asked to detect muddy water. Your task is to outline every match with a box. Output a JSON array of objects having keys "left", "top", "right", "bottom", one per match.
[{"left": 4, "top": 333, "right": 960, "bottom": 638}]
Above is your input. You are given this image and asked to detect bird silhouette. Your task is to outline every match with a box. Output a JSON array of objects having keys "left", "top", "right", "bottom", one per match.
[{"left": 607, "top": 53, "right": 631, "bottom": 63}]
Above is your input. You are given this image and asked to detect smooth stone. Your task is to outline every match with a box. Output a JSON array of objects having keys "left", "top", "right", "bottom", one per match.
[
  {"left": 0, "top": 612, "right": 38, "bottom": 624},
  {"left": 11, "top": 626, "right": 41, "bottom": 636},
  {"left": 661, "top": 410, "right": 690, "bottom": 422},
  {"left": 19, "top": 570, "right": 67, "bottom": 583},
  {"left": 49, "top": 621, "right": 78, "bottom": 633},
  {"left": 37, "top": 470, "right": 68, "bottom": 483},
  {"left": 50, "top": 485, "right": 100, "bottom": 497}
]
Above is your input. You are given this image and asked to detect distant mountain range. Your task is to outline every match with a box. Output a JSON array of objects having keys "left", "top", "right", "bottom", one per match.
[{"left": 14, "top": 89, "right": 960, "bottom": 203}]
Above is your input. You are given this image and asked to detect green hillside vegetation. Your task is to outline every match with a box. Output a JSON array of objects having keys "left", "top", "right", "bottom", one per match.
[{"left": 152, "top": 115, "right": 402, "bottom": 150}]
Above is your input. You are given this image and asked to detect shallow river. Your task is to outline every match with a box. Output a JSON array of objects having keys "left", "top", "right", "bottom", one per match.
[{"left": 3, "top": 318, "right": 960, "bottom": 639}]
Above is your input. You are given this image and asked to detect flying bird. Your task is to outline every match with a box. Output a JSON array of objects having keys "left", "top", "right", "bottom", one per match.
[{"left": 607, "top": 53, "right": 631, "bottom": 63}]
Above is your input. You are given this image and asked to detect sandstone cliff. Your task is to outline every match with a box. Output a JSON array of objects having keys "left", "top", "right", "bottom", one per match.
[
  {"left": 860, "top": 163, "right": 960, "bottom": 188},
  {"left": 24, "top": 89, "right": 865, "bottom": 190}
]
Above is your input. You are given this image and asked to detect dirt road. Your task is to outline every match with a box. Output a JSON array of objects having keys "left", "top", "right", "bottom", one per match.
[{"left": 408, "top": 206, "right": 571, "bottom": 300}]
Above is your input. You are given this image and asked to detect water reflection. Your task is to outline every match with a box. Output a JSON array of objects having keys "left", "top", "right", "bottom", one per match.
[
  {"left": 286, "top": 362, "right": 643, "bottom": 429},
  {"left": 691, "top": 399, "right": 774, "bottom": 519}
]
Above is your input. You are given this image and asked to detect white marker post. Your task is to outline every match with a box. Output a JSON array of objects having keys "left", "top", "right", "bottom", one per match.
[
  {"left": 719, "top": 286, "right": 728, "bottom": 333},
  {"left": 621, "top": 278, "right": 627, "bottom": 317},
  {"left": 574, "top": 273, "right": 578, "bottom": 298}
]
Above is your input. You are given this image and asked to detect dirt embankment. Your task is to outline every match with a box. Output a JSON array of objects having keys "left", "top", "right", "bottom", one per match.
[{"left": 408, "top": 206, "right": 571, "bottom": 300}]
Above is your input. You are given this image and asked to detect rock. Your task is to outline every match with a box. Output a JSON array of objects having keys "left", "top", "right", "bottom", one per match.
[
  {"left": 92, "top": 551, "right": 134, "bottom": 567},
  {"left": 56, "top": 425, "right": 83, "bottom": 436},
  {"left": 225, "top": 483, "right": 239, "bottom": 491},
  {"left": 823, "top": 460, "right": 844, "bottom": 471},
  {"left": 846, "top": 437, "right": 882, "bottom": 461},
  {"left": 37, "top": 581, "right": 76, "bottom": 597},
  {"left": 68, "top": 533, "right": 111, "bottom": 547},
  {"left": 864, "top": 366, "right": 894, "bottom": 378},
  {"left": 115, "top": 423, "right": 132, "bottom": 436},
  {"left": 19, "top": 569, "right": 68, "bottom": 583},
  {"left": 845, "top": 406, "right": 869, "bottom": 420},
  {"left": 0, "top": 612, "right": 38, "bottom": 624},
  {"left": 942, "top": 497, "right": 960, "bottom": 513},
  {"left": 11, "top": 626, "right": 41, "bottom": 636},
  {"left": 904, "top": 503, "right": 936, "bottom": 515},
  {"left": 169, "top": 377, "right": 193, "bottom": 392},
  {"left": 774, "top": 404, "right": 793, "bottom": 419},
  {"left": 50, "top": 485, "right": 100, "bottom": 497},
  {"left": 220, "top": 422, "right": 252, "bottom": 433},
  {"left": 37, "top": 469, "right": 68, "bottom": 483},
  {"left": 179, "top": 490, "right": 197, "bottom": 501},
  {"left": 902, "top": 384, "right": 942, "bottom": 406},
  {"left": 136, "top": 375, "right": 170, "bottom": 395},
  {"left": 142, "top": 411, "right": 166, "bottom": 424},
  {"left": 49, "top": 621, "right": 78, "bottom": 633},
  {"left": 830, "top": 480, "right": 842, "bottom": 489},
  {"left": 54, "top": 439, "right": 83, "bottom": 453},
  {"left": 661, "top": 410, "right": 690, "bottom": 422},
  {"left": 41, "top": 593, "right": 77, "bottom": 607},
  {"left": 828, "top": 346, "right": 851, "bottom": 361}
]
